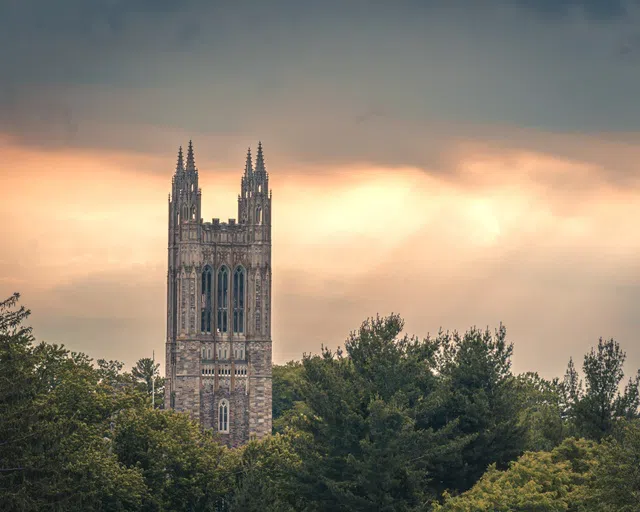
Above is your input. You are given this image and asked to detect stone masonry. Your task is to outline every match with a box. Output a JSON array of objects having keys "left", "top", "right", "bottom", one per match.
[{"left": 165, "top": 141, "right": 273, "bottom": 447}]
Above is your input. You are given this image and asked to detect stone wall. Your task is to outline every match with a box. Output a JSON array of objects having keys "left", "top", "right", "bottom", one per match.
[
  {"left": 201, "top": 377, "right": 250, "bottom": 447},
  {"left": 172, "top": 340, "right": 201, "bottom": 419},
  {"left": 248, "top": 340, "right": 273, "bottom": 438}
]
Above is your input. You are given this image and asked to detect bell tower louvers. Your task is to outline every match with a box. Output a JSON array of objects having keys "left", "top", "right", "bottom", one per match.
[{"left": 166, "top": 141, "right": 273, "bottom": 446}]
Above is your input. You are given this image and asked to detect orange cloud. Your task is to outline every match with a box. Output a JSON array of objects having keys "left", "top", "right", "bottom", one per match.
[{"left": 2, "top": 134, "right": 640, "bottom": 382}]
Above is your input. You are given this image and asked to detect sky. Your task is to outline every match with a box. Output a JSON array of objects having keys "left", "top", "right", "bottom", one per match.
[{"left": 2, "top": 0, "right": 640, "bottom": 380}]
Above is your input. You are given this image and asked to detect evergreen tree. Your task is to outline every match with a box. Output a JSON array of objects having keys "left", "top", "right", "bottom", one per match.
[
  {"left": 0, "top": 294, "right": 147, "bottom": 511},
  {"left": 131, "top": 357, "right": 165, "bottom": 409},
  {"left": 562, "top": 338, "right": 640, "bottom": 440}
]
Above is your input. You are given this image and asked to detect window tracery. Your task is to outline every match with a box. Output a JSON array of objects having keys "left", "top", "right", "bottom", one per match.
[
  {"left": 201, "top": 266, "right": 212, "bottom": 333},
  {"left": 233, "top": 266, "right": 245, "bottom": 333},
  {"left": 218, "top": 399, "right": 229, "bottom": 432},
  {"left": 217, "top": 266, "right": 229, "bottom": 332}
]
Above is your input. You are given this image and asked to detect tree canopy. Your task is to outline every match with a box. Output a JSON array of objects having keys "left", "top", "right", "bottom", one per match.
[{"left": 1, "top": 293, "right": 639, "bottom": 511}]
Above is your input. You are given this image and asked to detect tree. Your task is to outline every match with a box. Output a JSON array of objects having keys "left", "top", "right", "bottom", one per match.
[
  {"left": 286, "top": 315, "right": 525, "bottom": 510},
  {"left": 562, "top": 338, "right": 640, "bottom": 440},
  {"left": 230, "top": 431, "right": 305, "bottom": 511},
  {"left": 131, "top": 357, "right": 165, "bottom": 409},
  {"left": 586, "top": 419, "right": 640, "bottom": 511},
  {"left": 113, "top": 407, "right": 236, "bottom": 511},
  {"left": 272, "top": 361, "right": 305, "bottom": 433},
  {"left": 425, "top": 324, "right": 526, "bottom": 493},
  {"left": 433, "top": 437, "right": 598, "bottom": 512},
  {"left": 288, "top": 315, "right": 448, "bottom": 510},
  {"left": 514, "top": 372, "right": 566, "bottom": 452},
  {"left": 0, "top": 293, "right": 147, "bottom": 511}
]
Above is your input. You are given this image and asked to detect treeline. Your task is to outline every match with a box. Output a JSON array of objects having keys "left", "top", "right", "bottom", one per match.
[{"left": 1, "top": 293, "right": 639, "bottom": 511}]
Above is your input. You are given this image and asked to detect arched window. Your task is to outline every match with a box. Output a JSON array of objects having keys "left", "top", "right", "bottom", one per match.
[
  {"left": 217, "top": 266, "right": 229, "bottom": 333},
  {"left": 233, "top": 267, "right": 245, "bottom": 333},
  {"left": 182, "top": 205, "right": 188, "bottom": 221},
  {"left": 255, "top": 271, "right": 262, "bottom": 333},
  {"left": 201, "top": 266, "right": 212, "bottom": 333},
  {"left": 256, "top": 206, "right": 263, "bottom": 225},
  {"left": 218, "top": 399, "right": 229, "bottom": 433},
  {"left": 191, "top": 205, "right": 196, "bottom": 220}
]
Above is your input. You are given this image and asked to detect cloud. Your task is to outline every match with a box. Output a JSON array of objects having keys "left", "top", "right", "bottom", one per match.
[
  {"left": 3, "top": 1, "right": 640, "bottom": 381},
  {"left": 2, "top": 1, "right": 640, "bottom": 163}
]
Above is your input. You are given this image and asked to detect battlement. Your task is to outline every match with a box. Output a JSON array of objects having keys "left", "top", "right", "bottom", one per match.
[
  {"left": 202, "top": 218, "right": 242, "bottom": 229},
  {"left": 200, "top": 218, "right": 247, "bottom": 244}
]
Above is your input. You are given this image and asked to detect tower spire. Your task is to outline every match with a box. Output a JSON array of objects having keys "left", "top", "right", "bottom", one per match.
[
  {"left": 254, "top": 141, "right": 265, "bottom": 174},
  {"left": 176, "top": 145, "right": 184, "bottom": 173},
  {"left": 245, "top": 147, "right": 253, "bottom": 176},
  {"left": 186, "top": 140, "right": 196, "bottom": 172}
]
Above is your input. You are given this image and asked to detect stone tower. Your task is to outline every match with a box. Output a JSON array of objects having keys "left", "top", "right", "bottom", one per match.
[{"left": 165, "top": 141, "right": 272, "bottom": 446}]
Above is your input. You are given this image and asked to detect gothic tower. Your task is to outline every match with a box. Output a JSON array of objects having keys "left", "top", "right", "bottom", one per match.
[{"left": 165, "top": 141, "right": 273, "bottom": 446}]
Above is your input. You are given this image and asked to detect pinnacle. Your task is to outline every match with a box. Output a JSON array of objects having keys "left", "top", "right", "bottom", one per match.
[
  {"left": 176, "top": 145, "right": 184, "bottom": 172},
  {"left": 186, "top": 140, "right": 196, "bottom": 171},
  {"left": 255, "top": 141, "right": 265, "bottom": 173},
  {"left": 245, "top": 146, "right": 253, "bottom": 176}
]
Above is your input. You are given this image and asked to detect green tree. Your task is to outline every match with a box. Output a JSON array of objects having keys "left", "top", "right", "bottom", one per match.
[
  {"left": 272, "top": 361, "right": 305, "bottom": 433},
  {"left": 426, "top": 324, "right": 526, "bottom": 493},
  {"left": 113, "top": 407, "right": 236, "bottom": 511},
  {"left": 585, "top": 419, "right": 640, "bottom": 511},
  {"left": 290, "top": 315, "right": 447, "bottom": 510},
  {"left": 230, "top": 431, "right": 305, "bottom": 511},
  {"left": 131, "top": 357, "right": 165, "bottom": 409},
  {"left": 433, "top": 437, "right": 598, "bottom": 512},
  {"left": 515, "top": 372, "right": 566, "bottom": 452},
  {"left": 563, "top": 338, "right": 640, "bottom": 440},
  {"left": 287, "top": 315, "right": 524, "bottom": 510},
  {"left": 0, "top": 293, "right": 147, "bottom": 511}
]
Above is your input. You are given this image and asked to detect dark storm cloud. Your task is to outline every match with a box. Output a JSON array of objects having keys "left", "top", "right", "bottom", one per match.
[{"left": 2, "top": 0, "right": 640, "bottom": 181}]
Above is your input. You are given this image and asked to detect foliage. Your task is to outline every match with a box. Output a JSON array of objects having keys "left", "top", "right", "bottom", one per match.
[
  {"left": 433, "top": 437, "right": 598, "bottom": 512},
  {"left": 0, "top": 293, "right": 147, "bottom": 511},
  {"left": 283, "top": 315, "right": 525, "bottom": 510},
  {"left": 230, "top": 430, "right": 306, "bottom": 511},
  {"left": 585, "top": 419, "right": 640, "bottom": 511},
  {"left": 515, "top": 372, "right": 566, "bottom": 452},
  {"left": 113, "top": 407, "right": 236, "bottom": 511},
  {"left": 3, "top": 292, "right": 640, "bottom": 512},
  {"left": 426, "top": 324, "right": 526, "bottom": 493},
  {"left": 562, "top": 338, "right": 640, "bottom": 440},
  {"left": 272, "top": 361, "right": 306, "bottom": 433},
  {"left": 131, "top": 357, "right": 165, "bottom": 409}
]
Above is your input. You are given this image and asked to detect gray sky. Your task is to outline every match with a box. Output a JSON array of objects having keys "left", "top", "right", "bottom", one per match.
[{"left": 1, "top": 0, "right": 640, "bottom": 381}]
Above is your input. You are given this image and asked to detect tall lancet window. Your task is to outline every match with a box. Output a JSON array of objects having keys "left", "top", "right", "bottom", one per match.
[
  {"left": 233, "top": 267, "right": 245, "bottom": 333},
  {"left": 255, "top": 272, "right": 262, "bottom": 333},
  {"left": 218, "top": 399, "right": 229, "bottom": 433},
  {"left": 217, "top": 266, "right": 229, "bottom": 333},
  {"left": 201, "top": 266, "right": 212, "bottom": 333}
]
